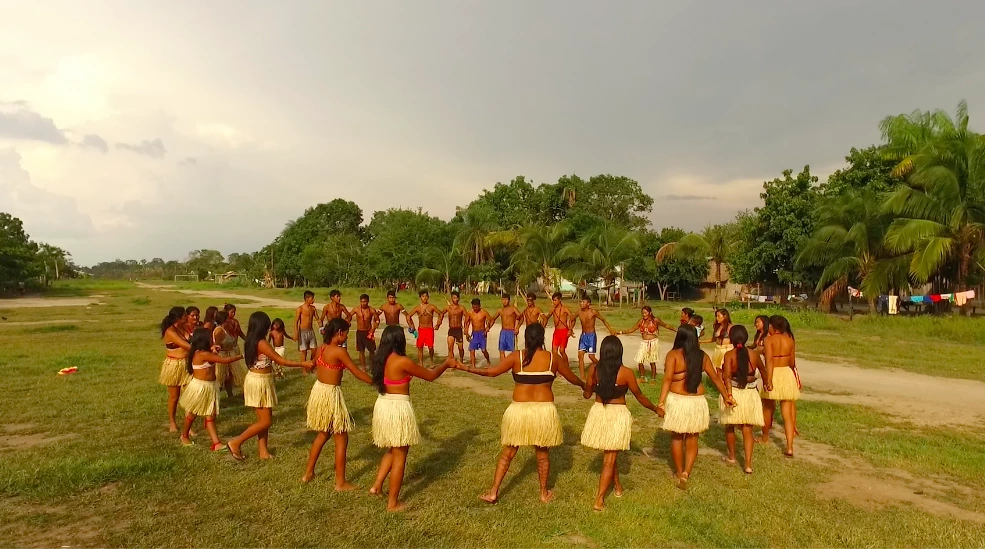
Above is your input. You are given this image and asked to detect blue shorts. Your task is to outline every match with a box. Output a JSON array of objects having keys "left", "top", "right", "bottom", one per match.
[
  {"left": 499, "top": 330, "right": 516, "bottom": 352},
  {"left": 469, "top": 330, "right": 487, "bottom": 351},
  {"left": 578, "top": 332, "right": 598, "bottom": 354}
]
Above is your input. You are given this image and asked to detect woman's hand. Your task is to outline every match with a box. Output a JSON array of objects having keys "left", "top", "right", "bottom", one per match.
[
  {"left": 656, "top": 404, "right": 666, "bottom": 418},
  {"left": 724, "top": 395, "right": 737, "bottom": 407}
]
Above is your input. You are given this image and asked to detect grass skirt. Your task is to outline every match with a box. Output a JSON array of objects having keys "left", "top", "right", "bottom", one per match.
[
  {"left": 712, "top": 344, "right": 734, "bottom": 370},
  {"left": 219, "top": 348, "right": 248, "bottom": 387},
  {"left": 501, "top": 401, "right": 563, "bottom": 448},
  {"left": 760, "top": 367, "right": 800, "bottom": 401},
  {"left": 372, "top": 394, "right": 421, "bottom": 448},
  {"left": 243, "top": 371, "right": 278, "bottom": 408},
  {"left": 306, "top": 381, "right": 354, "bottom": 434},
  {"left": 719, "top": 386, "right": 764, "bottom": 426},
  {"left": 634, "top": 338, "right": 660, "bottom": 365},
  {"left": 179, "top": 378, "right": 220, "bottom": 417},
  {"left": 158, "top": 356, "right": 190, "bottom": 387},
  {"left": 661, "top": 392, "right": 710, "bottom": 434},
  {"left": 580, "top": 402, "right": 632, "bottom": 451},
  {"left": 214, "top": 361, "right": 229, "bottom": 386}
]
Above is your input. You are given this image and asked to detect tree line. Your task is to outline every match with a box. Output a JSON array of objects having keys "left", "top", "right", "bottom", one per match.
[{"left": 0, "top": 213, "right": 76, "bottom": 293}]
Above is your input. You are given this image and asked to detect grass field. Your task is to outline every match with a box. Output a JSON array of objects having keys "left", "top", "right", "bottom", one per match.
[{"left": 1, "top": 281, "right": 984, "bottom": 547}]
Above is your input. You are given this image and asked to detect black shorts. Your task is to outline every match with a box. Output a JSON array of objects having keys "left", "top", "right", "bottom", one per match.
[
  {"left": 356, "top": 330, "right": 377, "bottom": 352},
  {"left": 448, "top": 327, "right": 463, "bottom": 343}
]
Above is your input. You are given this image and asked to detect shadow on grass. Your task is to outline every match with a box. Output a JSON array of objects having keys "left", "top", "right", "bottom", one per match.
[{"left": 402, "top": 427, "right": 479, "bottom": 500}]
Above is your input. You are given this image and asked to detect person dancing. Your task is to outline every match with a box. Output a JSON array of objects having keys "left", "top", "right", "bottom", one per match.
[
  {"left": 616, "top": 305, "right": 675, "bottom": 383},
  {"left": 160, "top": 306, "right": 191, "bottom": 432},
  {"left": 759, "top": 315, "right": 800, "bottom": 457},
  {"left": 719, "top": 325, "right": 768, "bottom": 474},
  {"left": 178, "top": 328, "right": 243, "bottom": 451},
  {"left": 703, "top": 308, "right": 734, "bottom": 371}
]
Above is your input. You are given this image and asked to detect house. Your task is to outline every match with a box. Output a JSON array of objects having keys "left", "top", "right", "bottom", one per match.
[
  {"left": 698, "top": 261, "right": 741, "bottom": 302},
  {"left": 214, "top": 271, "right": 240, "bottom": 284}
]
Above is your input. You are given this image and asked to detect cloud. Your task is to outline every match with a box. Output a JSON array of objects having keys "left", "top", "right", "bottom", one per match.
[
  {"left": 79, "top": 134, "right": 109, "bottom": 153},
  {"left": 178, "top": 156, "right": 197, "bottom": 166},
  {"left": 0, "top": 147, "right": 93, "bottom": 240},
  {"left": 0, "top": 104, "right": 67, "bottom": 144},
  {"left": 116, "top": 138, "right": 166, "bottom": 158},
  {"left": 661, "top": 194, "right": 717, "bottom": 201}
]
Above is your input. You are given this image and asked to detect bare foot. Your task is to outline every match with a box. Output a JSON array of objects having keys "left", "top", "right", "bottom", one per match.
[
  {"left": 179, "top": 436, "right": 193, "bottom": 446},
  {"left": 785, "top": 450, "right": 794, "bottom": 458},
  {"left": 335, "top": 482, "right": 358, "bottom": 492},
  {"left": 539, "top": 490, "right": 555, "bottom": 504},
  {"left": 592, "top": 501, "right": 605, "bottom": 512},
  {"left": 756, "top": 435, "right": 770, "bottom": 444},
  {"left": 168, "top": 424, "right": 179, "bottom": 432},
  {"left": 614, "top": 486, "right": 624, "bottom": 498},
  {"left": 369, "top": 487, "right": 382, "bottom": 496},
  {"left": 744, "top": 467, "right": 753, "bottom": 475},
  {"left": 387, "top": 501, "right": 408, "bottom": 513},
  {"left": 479, "top": 493, "right": 498, "bottom": 504},
  {"left": 259, "top": 453, "right": 275, "bottom": 460},
  {"left": 722, "top": 457, "right": 737, "bottom": 465},
  {"left": 301, "top": 473, "right": 316, "bottom": 484},
  {"left": 675, "top": 472, "right": 689, "bottom": 491},
  {"left": 189, "top": 429, "right": 197, "bottom": 437}
]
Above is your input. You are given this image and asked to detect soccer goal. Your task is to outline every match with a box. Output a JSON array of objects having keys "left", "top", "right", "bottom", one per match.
[{"left": 174, "top": 274, "right": 199, "bottom": 283}]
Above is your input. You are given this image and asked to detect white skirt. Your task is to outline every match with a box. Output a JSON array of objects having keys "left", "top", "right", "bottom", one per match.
[
  {"left": 634, "top": 338, "right": 660, "bottom": 365},
  {"left": 661, "top": 392, "right": 710, "bottom": 434},
  {"left": 372, "top": 394, "right": 421, "bottom": 448},
  {"left": 179, "top": 378, "right": 220, "bottom": 417},
  {"left": 501, "top": 401, "right": 563, "bottom": 448},
  {"left": 306, "top": 381, "right": 354, "bottom": 434},
  {"left": 719, "top": 386, "right": 764, "bottom": 426},
  {"left": 243, "top": 371, "right": 278, "bottom": 408},
  {"left": 580, "top": 402, "right": 632, "bottom": 451}
]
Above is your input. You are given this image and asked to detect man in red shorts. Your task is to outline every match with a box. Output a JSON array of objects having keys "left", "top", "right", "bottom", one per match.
[
  {"left": 547, "top": 292, "right": 574, "bottom": 367},
  {"left": 406, "top": 289, "right": 440, "bottom": 366}
]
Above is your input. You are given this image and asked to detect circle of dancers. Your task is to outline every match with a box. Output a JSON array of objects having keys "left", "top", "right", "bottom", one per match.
[{"left": 158, "top": 291, "right": 801, "bottom": 512}]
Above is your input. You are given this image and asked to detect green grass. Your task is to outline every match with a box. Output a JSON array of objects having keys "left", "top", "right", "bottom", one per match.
[{"left": 1, "top": 282, "right": 985, "bottom": 546}]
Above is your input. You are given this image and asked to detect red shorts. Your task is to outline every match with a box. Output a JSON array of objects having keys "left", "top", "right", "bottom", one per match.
[
  {"left": 416, "top": 327, "right": 435, "bottom": 348},
  {"left": 552, "top": 329, "right": 569, "bottom": 349}
]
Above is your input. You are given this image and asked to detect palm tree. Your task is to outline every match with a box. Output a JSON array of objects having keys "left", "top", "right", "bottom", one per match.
[
  {"left": 656, "top": 224, "right": 734, "bottom": 305},
  {"left": 415, "top": 247, "right": 462, "bottom": 293},
  {"left": 453, "top": 206, "right": 499, "bottom": 266},
  {"left": 562, "top": 185, "right": 577, "bottom": 208},
  {"left": 561, "top": 223, "right": 640, "bottom": 304},
  {"left": 510, "top": 223, "right": 572, "bottom": 295},
  {"left": 880, "top": 100, "right": 985, "bottom": 312}
]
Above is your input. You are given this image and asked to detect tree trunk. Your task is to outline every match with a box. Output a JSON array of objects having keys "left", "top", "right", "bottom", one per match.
[
  {"left": 714, "top": 261, "right": 722, "bottom": 306},
  {"left": 958, "top": 244, "right": 971, "bottom": 316},
  {"left": 657, "top": 283, "right": 667, "bottom": 301},
  {"left": 817, "top": 275, "right": 847, "bottom": 313}
]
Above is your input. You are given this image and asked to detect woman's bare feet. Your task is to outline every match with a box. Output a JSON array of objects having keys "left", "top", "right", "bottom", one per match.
[
  {"left": 614, "top": 485, "right": 624, "bottom": 498},
  {"left": 169, "top": 425, "right": 179, "bottom": 433},
  {"left": 539, "top": 490, "right": 555, "bottom": 503},
  {"left": 387, "top": 501, "right": 408, "bottom": 513},
  {"left": 675, "top": 473, "right": 689, "bottom": 491},
  {"left": 744, "top": 467, "right": 753, "bottom": 474},
  {"left": 592, "top": 501, "right": 605, "bottom": 512},
  {"left": 335, "top": 482, "right": 358, "bottom": 492},
  {"left": 722, "top": 456, "right": 737, "bottom": 465},
  {"left": 259, "top": 452, "right": 274, "bottom": 460},
  {"left": 479, "top": 492, "right": 498, "bottom": 504},
  {"left": 756, "top": 435, "right": 770, "bottom": 444},
  {"left": 369, "top": 487, "right": 382, "bottom": 496},
  {"left": 301, "top": 473, "right": 316, "bottom": 484},
  {"left": 179, "top": 436, "right": 193, "bottom": 446}
]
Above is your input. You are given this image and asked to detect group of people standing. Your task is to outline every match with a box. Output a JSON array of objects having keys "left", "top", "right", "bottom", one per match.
[{"left": 157, "top": 290, "right": 801, "bottom": 512}]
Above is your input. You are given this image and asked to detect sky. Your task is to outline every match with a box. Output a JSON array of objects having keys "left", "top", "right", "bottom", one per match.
[{"left": 3, "top": 1, "right": 985, "bottom": 266}]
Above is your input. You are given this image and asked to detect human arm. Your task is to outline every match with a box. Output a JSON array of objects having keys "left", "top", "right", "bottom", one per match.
[
  {"left": 338, "top": 349, "right": 374, "bottom": 384},
  {"left": 617, "top": 320, "right": 641, "bottom": 336},
  {"left": 463, "top": 313, "right": 472, "bottom": 339},
  {"left": 627, "top": 371, "right": 659, "bottom": 413},
  {"left": 704, "top": 356, "right": 736, "bottom": 407},
  {"left": 752, "top": 351, "right": 770, "bottom": 390},
  {"left": 284, "top": 331, "right": 295, "bottom": 341},
  {"left": 371, "top": 308, "right": 380, "bottom": 333},
  {"left": 461, "top": 352, "right": 517, "bottom": 377},
  {"left": 489, "top": 309, "right": 502, "bottom": 329},
  {"left": 434, "top": 307, "right": 446, "bottom": 330},
  {"left": 405, "top": 306, "right": 417, "bottom": 331},
  {"left": 595, "top": 311, "right": 615, "bottom": 334},
  {"left": 259, "top": 340, "right": 313, "bottom": 369},
  {"left": 582, "top": 364, "right": 596, "bottom": 399},
  {"left": 199, "top": 351, "right": 243, "bottom": 364},
  {"left": 165, "top": 328, "right": 191, "bottom": 351},
  {"left": 294, "top": 307, "right": 302, "bottom": 339},
  {"left": 554, "top": 350, "right": 585, "bottom": 388},
  {"left": 763, "top": 339, "right": 775, "bottom": 391},
  {"left": 657, "top": 318, "right": 677, "bottom": 332},
  {"left": 400, "top": 355, "right": 453, "bottom": 382}
]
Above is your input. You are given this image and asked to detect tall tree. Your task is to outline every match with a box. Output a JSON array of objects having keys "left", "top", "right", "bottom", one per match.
[
  {"left": 625, "top": 228, "right": 708, "bottom": 300},
  {"left": 365, "top": 208, "right": 452, "bottom": 286},
  {"left": 822, "top": 145, "right": 902, "bottom": 197},
  {"left": 558, "top": 174, "right": 655, "bottom": 232},
  {"left": 509, "top": 223, "right": 572, "bottom": 295},
  {"left": 0, "top": 212, "right": 39, "bottom": 292},
  {"left": 561, "top": 222, "right": 641, "bottom": 304},
  {"left": 186, "top": 249, "right": 225, "bottom": 280},
  {"left": 416, "top": 247, "right": 464, "bottom": 293},
  {"left": 268, "top": 199, "right": 365, "bottom": 284},
  {"left": 453, "top": 204, "right": 500, "bottom": 266},
  {"left": 657, "top": 223, "right": 737, "bottom": 305}
]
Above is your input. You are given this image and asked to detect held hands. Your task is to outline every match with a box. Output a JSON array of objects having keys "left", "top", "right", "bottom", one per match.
[
  {"left": 723, "top": 394, "right": 738, "bottom": 408},
  {"left": 765, "top": 383, "right": 773, "bottom": 392},
  {"left": 656, "top": 404, "right": 666, "bottom": 418}
]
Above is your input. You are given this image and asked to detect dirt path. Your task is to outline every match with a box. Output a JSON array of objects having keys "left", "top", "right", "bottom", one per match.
[
  {"left": 0, "top": 296, "right": 106, "bottom": 309},
  {"left": 136, "top": 284, "right": 985, "bottom": 426}
]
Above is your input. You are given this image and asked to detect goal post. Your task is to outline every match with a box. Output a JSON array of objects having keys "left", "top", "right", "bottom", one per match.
[{"left": 174, "top": 274, "right": 199, "bottom": 283}]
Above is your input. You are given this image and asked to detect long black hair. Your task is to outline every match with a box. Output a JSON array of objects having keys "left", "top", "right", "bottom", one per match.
[
  {"left": 160, "top": 306, "right": 185, "bottom": 337},
  {"left": 713, "top": 308, "right": 732, "bottom": 342},
  {"left": 214, "top": 310, "right": 229, "bottom": 330},
  {"left": 372, "top": 325, "right": 407, "bottom": 394},
  {"left": 674, "top": 324, "right": 705, "bottom": 393},
  {"left": 754, "top": 315, "right": 770, "bottom": 346},
  {"left": 204, "top": 306, "right": 218, "bottom": 325},
  {"left": 729, "top": 325, "right": 750, "bottom": 388},
  {"left": 244, "top": 311, "right": 271, "bottom": 367},
  {"left": 595, "top": 335, "right": 623, "bottom": 403},
  {"left": 185, "top": 328, "right": 213, "bottom": 375},
  {"left": 324, "top": 317, "right": 350, "bottom": 343},
  {"left": 522, "top": 322, "right": 546, "bottom": 367},
  {"left": 768, "top": 315, "right": 794, "bottom": 340}
]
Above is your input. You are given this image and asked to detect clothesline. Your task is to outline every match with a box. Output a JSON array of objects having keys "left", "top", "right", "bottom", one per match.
[{"left": 846, "top": 287, "right": 976, "bottom": 306}]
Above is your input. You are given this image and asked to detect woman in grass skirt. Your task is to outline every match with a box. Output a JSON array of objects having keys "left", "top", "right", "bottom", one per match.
[
  {"left": 759, "top": 315, "right": 800, "bottom": 457},
  {"left": 617, "top": 305, "right": 676, "bottom": 383},
  {"left": 369, "top": 325, "right": 459, "bottom": 512},
  {"left": 657, "top": 325, "right": 736, "bottom": 490},
  {"left": 179, "top": 328, "right": 243, "bottom": 451},
  {"left": 457, "top": 322, "right": 585, "bottom": 505},
  {"left": 703, "top": 308, "right": 734, "bottom": 371},
  {"left": 159, "top": 306, "right": 192, "bottom": 432},
  {"left": 719, "top": 325, "right": 768, "bottom": 474},
  {"left": 302, "top": 318, "right": 373, "bottom": 489},
  {"left": 581, "top": 335, "right": 659, "bottom": 511},
  {"left": 222, "top": 304, "right": 249, "bottom": 388},
  {"left": 226, "top": 312, "right": 312, "bottom": 461},
  {"left": 211, "top": 311, "right": 236, "bottom": 398}
]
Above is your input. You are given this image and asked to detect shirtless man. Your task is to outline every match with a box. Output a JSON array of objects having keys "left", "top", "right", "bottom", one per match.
[
  {"left": 351, "top": 293, "right": 380, "bottom": 371},
  {"left": 379, "top": 290, "right": 406, "bottom": 327},
  {"left": 464, "top": 298, "right": 492, "bottom": 368},
  {"left": 572, "top": 296, "right": 616, "bottom": 379},
  {"left": 294, "top": 291, "right": 320, "bottom": 362},
  {"left": 436, "top": 291, "right": 467, "bottom": 362},
  {"left": 489, "top": 294, "right": 522, "bottom": 362},
  {"left": 406, "top": 290, "right": 440, "bottom": 366},
  {"left": 321, "top": 290, "right": 349, "bottom": 346},
  {"left": 521, "top": 292, "right": 547, "bottom": 336},
  {"left": 547, "top": 292, "right": 575, "bottom": 366}
]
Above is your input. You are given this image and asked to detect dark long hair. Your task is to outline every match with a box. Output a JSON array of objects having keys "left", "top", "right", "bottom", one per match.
[
  {"left": 729, "top": 325, "right": 750, "bottom": 388},
  {"left": 185, "top": 328, "right": 213, "bottom": 375},
  {"left": 522, "top": 323, "right": 546, "bottom": 367},
  {"left": 768, "top": 315, "right": 794, "bottom": 340},
  {"left": 674, "top": 324, "right": 705, "bottom": 393},
  {"left": 204, "top": 306, "right": 218, "bottom": 325},
  {"left": 324, "top": 317, "right": 350, "bottom": 343},
  {"left": 160, "top": 306, "right": 185, "bottom": 337},
  {"left": 244, "top": 311, "right": 271, "bottom": 367},
  {"left": 185, "top": 305, "right": 200, "bottom": 318},
  {"left": 214, "top": 310, "right": 229, "bottom": 330},
  {"left": 754, "top": 315, "right": 770, "bottom": 345},
  {"left": 372, "top": 325, "right": 407, "bottom": 394},
  {"left": 713, "top": 308, "right": 732, "bottom": 342},
  {"left": 595, "top": 336, "right": 623, "bottom": 403}
]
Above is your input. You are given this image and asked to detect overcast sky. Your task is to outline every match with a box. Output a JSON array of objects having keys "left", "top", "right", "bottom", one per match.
[{"left": 3, "top": 1, "right": 985, "bottom": 265}]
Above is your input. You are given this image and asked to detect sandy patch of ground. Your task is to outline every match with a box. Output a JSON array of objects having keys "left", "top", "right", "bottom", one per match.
[
  {"left": 0, "top": 297, "right": 105, "bottom": 309},
  {"left": 0, "top": 423, "right": 78, "bottom": 451},
  {"left": 0, "top": 319, "right": 97, "bottom": 326},
  {"left": 0, "top": 492, "right": 128, "bottom": 548}
]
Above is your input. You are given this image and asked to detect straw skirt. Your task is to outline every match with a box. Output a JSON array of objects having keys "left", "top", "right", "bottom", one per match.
[
  {"left": 372, "top": 394, "right": 421, "bottom": 447},
  {"left": 712, "top": 344, "right": 734, "bottom": 370},
  {"left": 219, "top": 348, "right": 248, "bottom": 387},
  {"left": 306, "top": 381, "right": 354, "bottom": 434},
  {"left": 501, "top": 401, "right": 563, "bottom": 447},
  {"left": 661, "top": 392, "right": 710, "bottom": 434},
  {"left": 719, "top": 386, "right": 764, "bottom": 426},
  {"left": 760, "top": 367, "right": 800, "bottom": 401},
  {"left": 214, "top": 361, "right": 229, "bottom": 385},
  {"left": 634, "top": 338, "right": 660, "bottom": 364},
  {"left": 158, "top": 356, "right": 189, "bottom": 387},
  {"left": 243, "top": 371, "right": 278, "bottom": 408},
  {"left": 580, "top": 402, "right": 632, "bottom": 451},
  {"left": 179, "top": 378, "right": 220, "bottom": 417}
]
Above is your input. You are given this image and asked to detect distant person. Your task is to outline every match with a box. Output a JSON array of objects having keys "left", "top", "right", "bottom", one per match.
[
  {"left": 179, "top": 327, "right": 243, "bottom": 451},
  {"left": 379, "top": 290, "right": 406, "bottom": 327},
  {"left": 436, "top": 291, "right": 467, "bottom": 362},
  {"left": 368, "top": 326, "right": 458, "bottom": 512},
  {"left": 222, "top": 306, "right": 249, "bottom": 390},
  {"left": 223, "top": 304, "right": 246, "bottom": 344},
  {"left": 406, "top": 290, "right": 440, "bottom": 366},
  {"left": 748, "top": 315, "right": 770, "bottom": 353},
  {"left": 616, "top": 305, "right": 675, "bottom": 383},
  {"left": 202, "top": 306, "right": 219, "bottom": 330},
  {"left": 759, "top": 315, "right": 800, "bottom": 457},
  {"left": 546, "top": 292, "right": 574, "bottom": 366},
  {"left": 702, "top": 308, "right": 734, "bottom": 371},
  {"left": 303, "top": 318, "right": 374, "bottom": 489},
  {"left": 213, "top": 311, "right": 243, "bottom": 398},
  {"left": 489, "top": 294, "right": 521, "bottom": 362},
  {"left": 571, "top": 296, "right": 616, "bottom": 379},
  {"left": 657, "top": 325, "right": 735, "bottom": 490},
  {"left": 295, "top": 291, "right": 320, "bottom": 363},
  {"left": 581, "top": 336, "right": 659, "bottom": 511},
  {"left": 351, "top": 294, "right": 380, "bottom": 371},
  {"left": 267, "top": 318, "right": 293, "bottom": 379},
  {"left": 160, "top": 306, "right": 192, "bottom": 432},
  {"left": 464, "top": 298, "right": 492, "bottom": 368},
  {"left": 719, "top": 325, "right": 767, "bottom": 474},
  {"left": 521, "top": 292, "right": 547, "bottom": 330},
  {"left": 689, "top": 314, "right": 705, "bottom": 338},
  {"left": 184, "top": 306, "right": 201, "bottom": 332},
  {"left": 321, "top": 290, "right": 350, "bottom": 333},
  {"left": 455, "top": 323, "right": 584, "bottom": 505},
  {"left": 226, "top": 312, "right": 313, "bottom": 461},
  {"left": 680, "top": 307, "right": 694, "bottom": 326}
]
